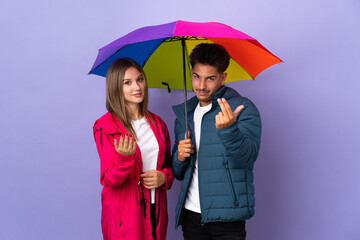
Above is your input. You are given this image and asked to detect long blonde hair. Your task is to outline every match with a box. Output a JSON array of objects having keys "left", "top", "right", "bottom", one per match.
[{"left": 105, "top": 58, "right": 151, "bottom": 137}]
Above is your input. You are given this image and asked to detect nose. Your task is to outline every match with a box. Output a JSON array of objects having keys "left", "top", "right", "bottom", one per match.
[
  {"left": 199, "top": 78, "right": 206, "bottom": 89},
  {"left": 134, "top": 81, "right": 141, "bottom": 90}
]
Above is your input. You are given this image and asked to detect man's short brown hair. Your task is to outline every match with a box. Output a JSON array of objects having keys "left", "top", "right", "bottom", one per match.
[{"left": 189, "top": 43, "right": 230, "bottom": 73}]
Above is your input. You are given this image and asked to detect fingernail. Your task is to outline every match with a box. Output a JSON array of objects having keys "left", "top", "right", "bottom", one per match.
[{"left": 129, "top": 133, "right": 132, "bottom": 137}]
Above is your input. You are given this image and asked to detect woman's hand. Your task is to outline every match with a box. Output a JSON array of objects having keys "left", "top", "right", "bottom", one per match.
[
  {"left": 114, "top": 134, "right": 136, "bottom": 156},
  {"left": 141, "top": 170, "right": 165, "bottom": 189}
]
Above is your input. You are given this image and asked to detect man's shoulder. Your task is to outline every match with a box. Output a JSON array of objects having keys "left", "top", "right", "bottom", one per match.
[
  {"left": 221, "top": 87, "right": 260, "bottom": 118},
  {"left": 224, "top": 87, "right": 256, "bottom": 106},
  {"left": 172, "top": 96, "right": 198, "bottom": 118},
  {"left": 230, "top": 95, "right": 256, "bottom": 107}
]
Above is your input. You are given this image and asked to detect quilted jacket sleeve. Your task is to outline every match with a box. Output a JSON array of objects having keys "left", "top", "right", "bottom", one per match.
[
  {"left": 216, "top": 99, "right": 262, "bottom": 168},
  {"left": 171, "top": 118, "right": 190, "bottom": 181},
  {"left": 158, "top": 119, "right": 174, "bottom": 190},
  {"left": 93, "top": 125, "right": 136, "bottom": 187}
]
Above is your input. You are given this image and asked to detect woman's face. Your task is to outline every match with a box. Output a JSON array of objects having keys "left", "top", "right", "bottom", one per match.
[{"left": 122, "top": 67, "right": 145, "bottom": 106}]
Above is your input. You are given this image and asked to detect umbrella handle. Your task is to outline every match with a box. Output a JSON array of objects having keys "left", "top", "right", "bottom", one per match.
[{"left": 161, "top": 82, "right": 171, "bottom": 93}]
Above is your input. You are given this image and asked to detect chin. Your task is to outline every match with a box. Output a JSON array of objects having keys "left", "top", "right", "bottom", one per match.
[{"left": 196, "top": 95, "right": 210, "bottom": 101}]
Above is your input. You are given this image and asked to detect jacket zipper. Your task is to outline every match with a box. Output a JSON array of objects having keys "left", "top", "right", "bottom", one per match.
[
  {"left": 156, "top": 119, "right": 167, "bottom": 225},
  {"left": 224, "top": 162, "right": 239, "bottom": 207}
]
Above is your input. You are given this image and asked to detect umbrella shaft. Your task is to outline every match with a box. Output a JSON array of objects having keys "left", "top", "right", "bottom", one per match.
[{"left": 181, "top": 37, "right": 188, "bottom": 135}]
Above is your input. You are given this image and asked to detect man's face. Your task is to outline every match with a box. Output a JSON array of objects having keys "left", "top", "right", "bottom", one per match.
[{"left": 191, "top": 63, "right": 226, "bottom": 107}]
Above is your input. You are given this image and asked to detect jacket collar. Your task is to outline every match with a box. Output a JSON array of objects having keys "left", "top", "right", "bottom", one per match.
[
  {"left": 172, "top": 85, "right": 228, "bottom": 118},
  {"left": 172, "top": 85, "right": 229, "bottom": 120},
  {"left": 212, "top": 85, "right": 228, "bottom": 102}
]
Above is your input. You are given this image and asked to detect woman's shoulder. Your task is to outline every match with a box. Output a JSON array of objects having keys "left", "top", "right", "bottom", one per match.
[
  {"left": 147, "top": 111, "right": 169, "bottom": 134},
  {"left": 148, "top": 111, "right": 159, "bottom": 120},
  {"left": 148, "top": 111, "right": 166, "bottom": 125},
  {"left": 93, "top": 112, "right": 122, "bottom": 133},
  {"left": 94, "top": 112, "right": 111, "bottom": 126}
]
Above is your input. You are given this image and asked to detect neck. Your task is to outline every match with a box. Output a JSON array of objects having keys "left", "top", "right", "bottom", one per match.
[
  {"left": 199, "top": 100, "right": 212, "bottom": 107},
  {"left": 127, "top": 103, "right": 143, "bottom": 120}
]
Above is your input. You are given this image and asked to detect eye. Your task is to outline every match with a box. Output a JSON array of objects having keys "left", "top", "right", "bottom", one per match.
[
  {"left": 137, "top": 77, "right": 143, "bottom": 82},
  {"left": 123, "top": 81, "right": 131, "bottom": 85},
  {"left": 193, "top": 74, "right": 200, "bottom": 79},
  {"left": 207, "top": 77, "right": 215, "bottom": 81}
]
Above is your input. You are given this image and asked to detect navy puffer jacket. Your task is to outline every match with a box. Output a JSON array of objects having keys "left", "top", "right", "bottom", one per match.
[{"left": 172, "top": 85, "right": 261, "bottom": 228}]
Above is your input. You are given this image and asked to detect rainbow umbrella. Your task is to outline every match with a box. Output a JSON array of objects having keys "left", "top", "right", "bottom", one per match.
[{"left": 89, "top": 20, "right": 282, "bottom": 131}]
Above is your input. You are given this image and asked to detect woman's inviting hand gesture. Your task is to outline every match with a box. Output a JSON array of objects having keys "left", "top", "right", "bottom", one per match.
[{"left": 114, "top": 134, "right": 136, "bottom": 156}]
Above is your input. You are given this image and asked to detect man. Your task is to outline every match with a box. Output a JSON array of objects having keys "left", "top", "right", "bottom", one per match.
[{"left": 172, "top": 43, "right": 261, "bottom": 240}]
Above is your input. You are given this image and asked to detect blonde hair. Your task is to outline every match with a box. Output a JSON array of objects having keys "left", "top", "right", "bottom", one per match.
[{"left": 105, "top": 58, "right": 151, "bottom": 138}]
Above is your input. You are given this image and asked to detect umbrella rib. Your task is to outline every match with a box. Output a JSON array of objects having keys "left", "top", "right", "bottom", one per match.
[
  {"left": 89, "top": 45, "right": 133, "bottom": 74},
  {"left": 164, "top": 36, "right": 207, "bottom": 42},
  {"left": 141, "top": 38, "right": 171, "bottom": 67}
]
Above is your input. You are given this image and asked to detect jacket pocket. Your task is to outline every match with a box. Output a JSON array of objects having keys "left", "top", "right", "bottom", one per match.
[
  {"left": 115, "top": 214, "right": 128, "bottom": 238},
  {"left": 108, "top": 131, "right": 124, "bottom": 138},
  {"left": 223, "top": 162, "right": 239, "bottom": 207},
  {"left": 116, "top": 220, "right": 122, "bottom": 232},
  {"left": 115, "top": 219, "right": 126, "bottom": 238}
]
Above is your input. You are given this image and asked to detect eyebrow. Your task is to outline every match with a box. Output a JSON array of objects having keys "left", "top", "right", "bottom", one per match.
[
  {"left": 123, "top": 74, "right": 143, "bottom": 81},
  {"left": 192, "top": 72, "right": 217, "bottom": 78},
  {"left": 192, "top": 72, "right": 200, "bottom": 77}
]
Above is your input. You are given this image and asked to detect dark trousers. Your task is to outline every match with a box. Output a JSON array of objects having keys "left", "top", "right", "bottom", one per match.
[
  {"left": 182, "top": 209, "right": 246, "bottom": 240},
  {"left": 150, "top": 203, "right": 156, "bottom": 240}
]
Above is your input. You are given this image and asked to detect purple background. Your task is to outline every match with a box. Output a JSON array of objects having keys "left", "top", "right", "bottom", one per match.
[{"left": 1, "top": 0, "right": 359, "bottom": 239}]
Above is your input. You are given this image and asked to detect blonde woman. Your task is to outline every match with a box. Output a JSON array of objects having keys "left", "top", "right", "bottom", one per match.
[{"left": 93, "top": 58, "right": 173, "bottom": 240}]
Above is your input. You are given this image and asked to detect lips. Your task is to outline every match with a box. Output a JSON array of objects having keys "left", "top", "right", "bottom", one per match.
[
  {"left": 196, "top": 90, "right": 209, "bottom": 96},
  {"left": 133, "top": 92, "right": 142, "bottom": 97}
]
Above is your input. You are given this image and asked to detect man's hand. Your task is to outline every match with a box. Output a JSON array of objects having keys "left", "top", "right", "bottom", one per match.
[
  {"left": 215, "top": 98, "right": 244, "bottom": 129},
  {"left": 177, "top": 132, "right": 194, "bottom": 161},
  {"left": 114, "top": 133, "right": 136, "bottom": 155},
  {"left": 141, "top": 170, "right": 165, "bottom": 189}
]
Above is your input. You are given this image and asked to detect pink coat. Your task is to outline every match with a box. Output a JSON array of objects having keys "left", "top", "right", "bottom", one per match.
[{"left": 93, "top": 112, "right": 174, "bottom": 240}]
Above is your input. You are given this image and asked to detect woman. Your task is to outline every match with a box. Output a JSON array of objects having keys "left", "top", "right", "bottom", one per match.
[{"left": 93, "top": 58, "right": 174, "bottom": 240}]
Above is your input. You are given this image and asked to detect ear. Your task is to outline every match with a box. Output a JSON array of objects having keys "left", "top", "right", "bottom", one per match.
[{"left": 221, "top": 72, "right": 227, "bottom": 84}]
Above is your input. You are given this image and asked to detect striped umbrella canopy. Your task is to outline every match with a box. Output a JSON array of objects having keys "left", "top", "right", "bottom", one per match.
[{"left": 89, "top": 20, "right": 282, "bottom": 91}]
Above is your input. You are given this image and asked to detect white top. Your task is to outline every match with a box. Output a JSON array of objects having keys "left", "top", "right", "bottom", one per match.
[
  {"left": 132, "top": 117, "right": 159, "bottom": 204},
  {"left": 184, "top": 103, "right": 212, "bottom": 213}
]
